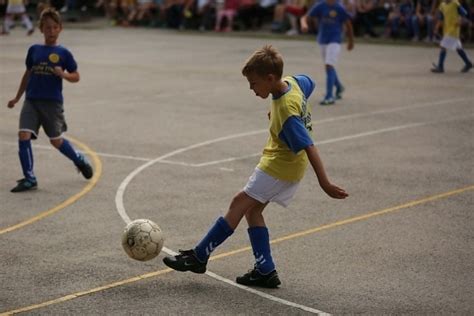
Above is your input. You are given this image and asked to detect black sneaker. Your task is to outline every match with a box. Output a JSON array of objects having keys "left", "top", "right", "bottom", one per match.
[
  {"left": 461, "top": 63, "right": 473, "bottom": 73},
  {"left": 431, "top": 63, "right": 444, "bottom": 73},
  {"left": 163, "top": 249, "right": 207, "bottom": 274},
  {"left": 76, "top": 155, "right": 93, "bottom": 179},
  {"left": 236, "top": 268, "right": 281, "bottom": 288},
  {"left": 11, "top": 178, "right": 38, "bottom": 193}
]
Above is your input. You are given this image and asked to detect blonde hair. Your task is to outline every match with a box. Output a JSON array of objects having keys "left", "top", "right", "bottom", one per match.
[
  {"left": 242, "top": 45, "right": 284, "bottom": 79},
  {"left": 39, "top": 8, "right": 62, "bottom": 29}
]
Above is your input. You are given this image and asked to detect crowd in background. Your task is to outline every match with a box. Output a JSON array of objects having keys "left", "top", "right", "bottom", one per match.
[{"left": 1, "top": 0, "right": 474, "bottom": 42}]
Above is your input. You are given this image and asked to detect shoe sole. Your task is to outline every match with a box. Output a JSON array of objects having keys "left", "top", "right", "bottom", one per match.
[
  {"left": 162, "top": 258, "right": 206, "bottom": 274},
  {"left": 11, "top": 185, "right": 38, "bottom": 193}
]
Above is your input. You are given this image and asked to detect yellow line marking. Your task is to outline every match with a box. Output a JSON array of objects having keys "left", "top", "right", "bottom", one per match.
[
  {"left": 0, "top": 268, "right": 172, "bottom": 315},
  {"left": 2, "top": 185, "right": 473, "bottom": 315},
  {"left": 0, "top": 137, "right": 102, "bottom": 235}
]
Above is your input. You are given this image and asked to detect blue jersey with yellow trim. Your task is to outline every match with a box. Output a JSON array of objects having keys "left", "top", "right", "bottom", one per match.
[
  {"left": 25, "top": 44, "right": 77, "bottom": 103},
  {"left": 257, "top": 75, "right": 315, "bottom": 182}
]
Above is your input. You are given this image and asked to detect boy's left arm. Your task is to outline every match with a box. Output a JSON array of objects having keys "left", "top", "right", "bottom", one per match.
[
  {"left": 305, "top": 144, "right": 348, "bottom": 199},
  {"left": 53, "top": 67, "right": 80, "bottom": 83},
  {"left": 344, "top": 20, "right": 355, "bottom": 51}
]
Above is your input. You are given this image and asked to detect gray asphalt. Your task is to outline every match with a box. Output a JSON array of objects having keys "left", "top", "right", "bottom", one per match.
[{"left": 1, "top": 27, "right": 473, "bottom": 315}]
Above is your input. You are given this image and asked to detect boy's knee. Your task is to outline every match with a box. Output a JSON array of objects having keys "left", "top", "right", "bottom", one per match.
[
  {"left": 50, "top": 138, "right": 63, "bottom": 148},
  {"left": 18, "top": 131, "right": 32, "bottom": 141}
]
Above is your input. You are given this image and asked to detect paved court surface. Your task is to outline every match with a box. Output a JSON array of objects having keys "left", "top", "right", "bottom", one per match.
[{"left": 1, "top": 27, "right": 473, "bottom": 315}]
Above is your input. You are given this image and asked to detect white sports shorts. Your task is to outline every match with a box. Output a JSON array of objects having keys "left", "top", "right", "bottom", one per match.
[
  {"left": 320, "top": 43, "right": 341, "bottom": 66},
  {"left": 440, "top": 36, "right": 462, "bottom": 51},
  {"left": 243, "top": 167, "right": 300, "bottom": 208},
  {"left": 6, "top": 4, "right": 26, "bottom": 14}
]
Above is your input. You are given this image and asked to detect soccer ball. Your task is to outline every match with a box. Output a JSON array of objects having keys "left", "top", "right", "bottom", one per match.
[{"left": 122, "top": 219, "right": 164, "bottom": 261}]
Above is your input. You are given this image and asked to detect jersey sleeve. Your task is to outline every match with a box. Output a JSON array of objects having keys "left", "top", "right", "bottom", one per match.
[
  {"left": 25, "top": 46, "right": 35, "bottom": 70},
  {"left": 293, "top": 75, "right": 315, "bottom": 99},
  {"left": 307, "top": 2, "right": 321, "bottom": 18},
  {"left": 279, "top": 116, "right": 313, "bottom": 154},
  {"left": 63, "top": 49, "right": 78, "bottom": 73}
]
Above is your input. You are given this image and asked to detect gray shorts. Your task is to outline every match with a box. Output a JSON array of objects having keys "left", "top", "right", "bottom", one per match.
[{"left": 19, "top": 99, "right": 67, "bottom": 140}]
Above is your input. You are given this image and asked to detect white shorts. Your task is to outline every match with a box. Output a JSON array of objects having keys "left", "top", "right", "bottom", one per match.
[
  {"left": 243, "top": 168, "right": 300, "bottom": 208},
  {"left": 440, "top": 36, "right": 462, "bottom": 51},
  {"left": 320, "top": 43, "right": 341, "bottom": 66},
  {"left": 6, "top": 4, "right": 27, "bottom": 14}
]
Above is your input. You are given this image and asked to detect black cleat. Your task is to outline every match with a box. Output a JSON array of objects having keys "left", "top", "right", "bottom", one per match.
[
  {"left": 163, "top": 249, "right": 207, "bottom": 274},
  {"left": 76, "top": 155, "right": 93, "bottom": 179},
  {"left": 461, "top": 63, "right": 472, "bottom": 73},
  {"left": 431, "top": 63, "right": 444, "bottom": 73},
  {"left": 236, "top": 268, "right": 281, "bottom": 288},
  {"left": 11, "top": 178, "right": 38, "bottom": 193}
]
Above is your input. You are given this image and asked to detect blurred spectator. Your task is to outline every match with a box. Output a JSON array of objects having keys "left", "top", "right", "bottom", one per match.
[
  {"left": 411, "top": 0, "right": 436, "bottom": 41},
  {"left": 383, "top": 0, "right": 413, "bottom": 38},
  {"left": 1, "top": 0, "right": 34, "bottom": 35},
  {"left": 458, "top": 0, "right": 471, "bottom": 41},
  {"left": 354, "top": 0, "right": 379, "bottom": 37},
  {"left": 127, "top": 0, "right": 155, "bottom": 25},
  {"left": 237, "top": 0, "right": 277, "bottom": 30},
  {"left": 215, "top": 0, "right": 239, "bottom": 31},
  {"left": 271, "top": 0, "right": 308, "bottom": 35}
]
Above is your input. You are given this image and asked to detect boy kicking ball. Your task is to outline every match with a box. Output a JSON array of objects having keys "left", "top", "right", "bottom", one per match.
[{"left": 163, "top": 45, "right": 348, "bottom": 288}]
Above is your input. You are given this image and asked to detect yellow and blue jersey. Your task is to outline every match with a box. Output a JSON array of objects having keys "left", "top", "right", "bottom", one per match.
[
  {"left": 257, "top": 75, "right": 315, "bottom": 182},
  {"left": 438, "top": 0, "right": 467, "bottom": 38},
  {"left": 25, "top": 44, "right": 77, "bottom": 103}
]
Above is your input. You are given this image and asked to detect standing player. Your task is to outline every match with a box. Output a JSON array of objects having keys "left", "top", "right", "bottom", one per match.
[
  {"left": 1, "top": 0, "right": 35, "bottom": 35},
  {"left": 431, "top": 0, "right": 472, "bottom": 73},
  {"left": 163, "top": 45, "right": 348, "bottom": 288},
  {"left": 300, "top": 0, "right": 354, "bottom": 105},
  {"left": 7, "top": 8, "right": 93, "bottom": 193}
]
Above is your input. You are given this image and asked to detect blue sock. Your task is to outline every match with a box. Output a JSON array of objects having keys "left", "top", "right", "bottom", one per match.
[
  {"left": 58, "top": 139, "right": 82, "bottom": 165},
  {"left": 19, "top": 140, "right": 35, "bottom": 180},
  {"left": 194, "top": 217, "right": 234, "bottom": 262},
  {"left": 457, "top": 49, "right": 472, "bottom": 66},
  {"left": 325, "top": 67, "right": 336, "bottom": 99},
  {"left": 334, "top": 69, "right": 342, "bottom": 91},
  {"left": 248, "top": 226, "right": 275, "bottom": 275},
  {"left": 438, "top": 50, "right": 447, "bottom": 70}
]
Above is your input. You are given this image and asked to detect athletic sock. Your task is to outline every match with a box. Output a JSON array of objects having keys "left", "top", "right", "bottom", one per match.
[
  {"left": 325, "top": 67, "right": 336, "bottom": 100},
  {"left": 19, "top": 140, "right": 35, "bottom": 180},
  {"left": 194, "top": 216, "right": 234, "bottom": 262},
  {"left": 438, "top": 50, "right": 447, "bottom": 70},
  {"left": 248, "top": 226, "right": 275, "bottom": 275},
  {"left": 457, "top": 49, "right": 472, "bottom": 66},
  {"left": 334, "top": 69, "right": 342, "bottom": 91},
  {"left": 58, "top": 138, "right": 82, "bottom": 165}
]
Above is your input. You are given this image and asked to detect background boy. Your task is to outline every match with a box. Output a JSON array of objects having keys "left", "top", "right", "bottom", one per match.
[
  {"left": 163, "top": 45, "right": 348, "bottom": 288},
  {"left": 7, "top": 8, "right": 93, "bottom": 192},
  {"left": 431, "top": 0, "right": 472, "bottom": 73},
  {"left": 300, "top": 0, "right": 354, "bottom": 106}
]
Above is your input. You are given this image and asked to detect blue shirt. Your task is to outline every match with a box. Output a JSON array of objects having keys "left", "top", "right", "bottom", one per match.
[
  {"left": 25, "top": 44, "right": 77, "bottom": 103},
  {"left": 307, "top": 1, "right": 351, "bottom": 44}
]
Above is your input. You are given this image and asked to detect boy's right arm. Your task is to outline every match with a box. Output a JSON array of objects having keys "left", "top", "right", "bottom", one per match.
[
  {"left": 305, "top": 144, "right": 348, "bottom": 199},
  {"left": 7, "top": 70, "right": 31, "bottom": 109}
]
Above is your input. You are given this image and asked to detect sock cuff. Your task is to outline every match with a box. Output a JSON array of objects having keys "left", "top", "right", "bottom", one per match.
[{"left": 217, "top": 216, "right": 234, "bottom": 235}]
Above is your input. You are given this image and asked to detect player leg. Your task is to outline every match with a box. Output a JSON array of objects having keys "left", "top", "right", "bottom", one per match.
[
  {"left": 1, "top": 13, "right": 14, "bottom": 35},
  {"left": 163, "top": 191, "right": 261, "bottom": 273},
  {"left": 20, "top": 12, "right": 34, "bottom": 35},
  {"left": 321, "top": 43, "right": 341, "bottom": 105},
  {"left": 235, "top": 203, "right": 282, "bottom": 288},
  {"left": 431, "top": 39, "right": 447, "bottom": 73},
  {"left": 41, "top": 101, "right": 93, "bottom": 179},
  {"left": 456, "top": 40, "right": 473, "bottom": 72},
  {"left": 11, "top": 100, "right": 39, "bottom": 193}
]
